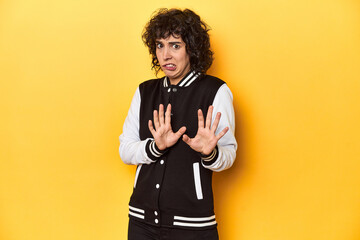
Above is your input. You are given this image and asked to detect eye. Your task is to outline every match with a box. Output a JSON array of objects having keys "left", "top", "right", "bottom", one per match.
[
  {"left": 156, "top": 43, "right": 163, "bottom": 49},
  {"left": 172, "top": 44, "right": 180, "bottom": 49}
]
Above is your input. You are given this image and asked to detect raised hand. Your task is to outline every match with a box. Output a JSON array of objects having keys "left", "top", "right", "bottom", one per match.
[
  {"left": 182, "top": 106, "right": 229, "bottom": 155},
  {"left": 148, "top": 104, "right": 187, "bottom": 150}
]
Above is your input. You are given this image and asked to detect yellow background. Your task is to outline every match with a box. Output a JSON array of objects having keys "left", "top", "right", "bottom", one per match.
[{"left": 1, "top": 0, "right": 360, "bottom": 239}]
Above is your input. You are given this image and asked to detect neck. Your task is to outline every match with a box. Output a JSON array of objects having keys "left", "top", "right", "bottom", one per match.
[
  {"left": 168, "top": 70, "right": 192, "bottom": 86},
  {"left": 169, "top": 78, "right": 181, "bottom": 85}
]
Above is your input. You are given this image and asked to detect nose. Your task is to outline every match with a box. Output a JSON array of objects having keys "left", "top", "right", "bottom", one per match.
[{"left": 162, "top": 46, "right": 172, "bottom": 60}]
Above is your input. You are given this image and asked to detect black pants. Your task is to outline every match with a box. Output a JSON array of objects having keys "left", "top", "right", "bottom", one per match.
[{"left": 128, "top": 219, "right": 219, "bottom": 240}]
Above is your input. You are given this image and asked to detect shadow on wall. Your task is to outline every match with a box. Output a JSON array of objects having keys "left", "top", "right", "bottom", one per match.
[
  {"left": 207, "top": 31, "right": 251, "bottom": 237},
  {"left": 212, "top": 90, "right": 248, "bottom": 237}
]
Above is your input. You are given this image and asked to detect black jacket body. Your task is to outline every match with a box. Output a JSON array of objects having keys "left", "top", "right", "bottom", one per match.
[{"left": 129, "top": 74, "right": 225, "bottom": 229}]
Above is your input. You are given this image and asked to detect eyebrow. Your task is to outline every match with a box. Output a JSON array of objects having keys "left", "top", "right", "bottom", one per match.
[{"left": 155, "top": 40, "right": 183, "bottom": 45}]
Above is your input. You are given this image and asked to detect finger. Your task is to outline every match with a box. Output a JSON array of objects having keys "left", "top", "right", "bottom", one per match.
[
  {"left": 153, "top": 110, "right": 160, "bottom": 130},
  {"left": 182, "top": 134, "right": 191, "bottom": 144},
  {"left": 198, "top": 109, "right": 204, "bottom": 128},
  {"left": 211, "top": 112, "right": 221, "bottom": 132},
  {"left": 205, "top": 105, "right": 213, "bottom": 129},
  {"left": 148, "top": 120, "right": 156, "bottom": 135},
  {"left": 216, "top": 127, "right": 229, "bottom": 140},
  {"left": 165, "top": 104, "right": 172, "bottom": 126},
  {"left": 175, "top": 126, "right": 186, "bottom": 138},
  {"left": 158, "top": 104, "right": 165, "bottom": 126}
]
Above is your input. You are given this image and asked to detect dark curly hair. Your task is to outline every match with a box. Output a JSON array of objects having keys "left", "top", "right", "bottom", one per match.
[{"left": 142, "top": 8, "right": 214, "bottom": 75}]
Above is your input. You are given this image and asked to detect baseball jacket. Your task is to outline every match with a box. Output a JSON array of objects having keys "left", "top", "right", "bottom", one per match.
[{"left": 119, "top": 71, "right": 237, "bottom": 230}]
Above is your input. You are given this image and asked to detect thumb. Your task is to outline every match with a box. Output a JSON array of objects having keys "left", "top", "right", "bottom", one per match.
[
  {"left": 175, "top": 126, "right": 186, "bottom": 137},
  {"left": 182, "top": 134, "right": 191, "bottom": 144}
]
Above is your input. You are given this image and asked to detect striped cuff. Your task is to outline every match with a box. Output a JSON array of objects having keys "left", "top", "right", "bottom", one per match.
[
  {"left": 145, "top": 140, "right": 167, "bottom": 161},
  {"left": 201, "top": 146, "right": 219, "bottom": 166}
]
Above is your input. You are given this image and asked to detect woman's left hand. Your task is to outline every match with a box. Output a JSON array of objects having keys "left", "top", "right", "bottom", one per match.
[{"left": 182, "top": 105, "right": 229, "bottom": 155}]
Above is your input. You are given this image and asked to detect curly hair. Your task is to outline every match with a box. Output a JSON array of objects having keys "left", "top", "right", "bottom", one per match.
[{"left": 142, "top": 8, "right": 214, "bottom": 75}]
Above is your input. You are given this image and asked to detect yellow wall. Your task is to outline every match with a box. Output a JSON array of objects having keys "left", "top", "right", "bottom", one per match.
[{"left": 1, "top": 0, "right": 360, "bottom": 239}]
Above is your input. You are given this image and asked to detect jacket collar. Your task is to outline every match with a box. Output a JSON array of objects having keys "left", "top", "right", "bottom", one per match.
[{"left": 163, "top": 71, "right": 201, "bottom": 88}]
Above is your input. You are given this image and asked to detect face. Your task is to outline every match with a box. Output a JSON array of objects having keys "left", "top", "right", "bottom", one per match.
[{"left": 155, "top": 35, "right": 191, "bottom": 85}]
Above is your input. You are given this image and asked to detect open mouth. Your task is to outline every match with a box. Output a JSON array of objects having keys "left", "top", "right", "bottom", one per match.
[{"left": 163, "top": 64, "right": 176, "bottom": 70}]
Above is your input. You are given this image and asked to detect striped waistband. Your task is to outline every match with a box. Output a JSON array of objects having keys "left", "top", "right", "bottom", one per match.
[
  {"left": 128, "top": 205, "right": 217, "bottom": 229},
  {"left": 173, "top": 215, "right": 217, "bottom": 227},
  {"left": 129, "top": 205, "right": 145, "bottom": 219}
]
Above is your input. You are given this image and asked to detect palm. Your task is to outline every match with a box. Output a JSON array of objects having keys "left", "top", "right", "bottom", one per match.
[
  {"left": 183, "top": 106, "right": 229, "bottom": 155},
  {"left": 148, "top": 104, "right": 186, "bottom": 150},
  {"left": 184, "top": 127, "right": 219, "bottom": 155},
  {"left": 151, "top": 123, "right": 184, "bottom": 149}
]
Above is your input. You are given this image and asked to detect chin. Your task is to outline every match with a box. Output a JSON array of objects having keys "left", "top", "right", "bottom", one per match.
[{"left": 165, "top": 73, "right": 176, "bottom": 79}]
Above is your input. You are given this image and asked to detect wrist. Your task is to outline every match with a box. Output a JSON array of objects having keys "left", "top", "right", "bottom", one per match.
[
  {"left": 154, "top": 141, "right": 167, "bottom": 152},
  {"left": 201, "top": 146, "right": 219, "bottom": 165},
  {"left": 145, "top": 140, "right": 168, "bottom": 161}
]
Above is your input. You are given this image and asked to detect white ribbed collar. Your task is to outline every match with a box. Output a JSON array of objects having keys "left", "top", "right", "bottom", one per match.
[{"left": 163, "top": 71, "right": 201, "bottom": 88}]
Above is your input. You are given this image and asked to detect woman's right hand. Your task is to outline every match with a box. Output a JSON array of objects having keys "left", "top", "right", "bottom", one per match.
[{"left": 148, "top": 104, "right": 186, "bottom": 150}]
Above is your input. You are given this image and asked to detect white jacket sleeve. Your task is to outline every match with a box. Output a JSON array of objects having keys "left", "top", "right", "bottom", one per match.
[
  {"left": 201, "top": 84, "right": 237, "bottom": 172},
  {"left": 119, "top": 87, "right": 160, "bottom": 165}
]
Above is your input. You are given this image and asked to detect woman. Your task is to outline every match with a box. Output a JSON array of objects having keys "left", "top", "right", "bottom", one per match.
[{"left": 119, "top": 8, "right": 237, "bottom": 240}]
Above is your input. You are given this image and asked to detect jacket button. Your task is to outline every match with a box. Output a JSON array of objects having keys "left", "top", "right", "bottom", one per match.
[
  {"left": 154, "top": 211, "right": 158, "bottom": 216},
  {"left": 168, "top": 88, "right": 171, "bottom": 92},
  {"left": 156, "top": 184, "right": 160, "bottom": 189},
  {"left": 172, "top": 88, "right": 177, "bottom": 92},
  {"left": 160, "top": 160, "right": 164, "bottom": 165},
  {"left": 155, "top": 219, "right": 159, "bottom": 224}
]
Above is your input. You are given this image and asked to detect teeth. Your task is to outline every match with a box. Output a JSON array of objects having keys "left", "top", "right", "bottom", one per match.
[{"left": 166, "top": 64, "right": 175, "bottom": 67}]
